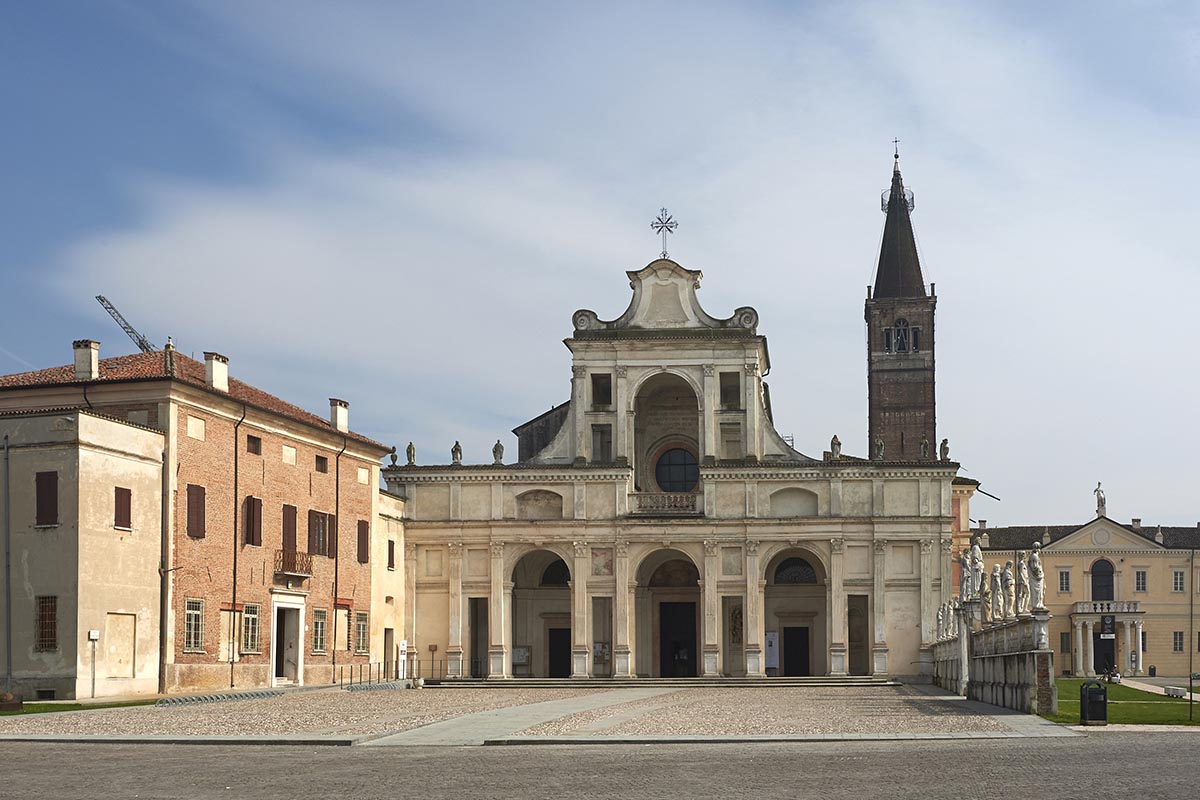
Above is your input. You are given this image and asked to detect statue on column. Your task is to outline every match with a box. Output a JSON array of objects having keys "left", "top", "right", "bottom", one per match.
[
  {"left": 939, "top": 438, "right": 950, "bottom": 461},
  {"left": 958, "top": 549, "right": 971, "bottom": 602},
  {"left": 920, "top": 435, "right": 930, "bottom": 460},
  {"left": 874, "top": 436, "right": 885, "bottom": 460},
  {"left": 1094, "top": 482, "right": 1106, "bottom": 517},
  {"left": 492, "top": 439, "right": 504, "bottom": 465},
  {"left": 1002, "top": 560, "right": 1016, "bottom": 620},
  {"left": 990, "top": 564, "right": 1003, "bottom": 623},
  {"left": 979, "top": 564, "right": 994, "bottom": 623},
  {"left": 969, "top": 538, "right": 984, "bottom": 599},
  {"left": 406, "top": 441, "right": 416, "bottom": 466},
  {"left": 451, "top": 441, "right": 463, "bottom": 465},
  {"left": 830, "top": 435, "right": 841, "bottom": 460},
  {"left": 1029, "top": 542, "right": 1046, "bottom": 611},
  {"left": 1015, "top": 551, "right": 1031, "bottom": 615}
]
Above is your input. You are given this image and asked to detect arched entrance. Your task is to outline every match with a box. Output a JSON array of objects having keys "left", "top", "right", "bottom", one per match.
[
  {"left": 635, "top": 549, "right": 701, "bottom": 677},
  {"left": 1090, "top": 558, "right": 1116, "bottom": 674},
  {"left": 763, "top": 548, "right": 829, "bottom": 677},
  {"left": 510, "top": 549, "right": 572, "bottom": 678}
]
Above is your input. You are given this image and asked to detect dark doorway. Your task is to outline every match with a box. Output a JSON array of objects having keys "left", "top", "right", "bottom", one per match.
[
  {"left": 783, "top": 627, "right": 811, "bottom": 677},
  {"left": 848, "top": 595, "right": 870, "bottom": 676},
  {"left": 468, "top": 598, "right": 488, "bottom": 678},
  {"left": 1093, "top": 632, "right": 1116, "bottom": 674},
  {"left": 548, "top": 628, "right": 571, "bottom": 678},
  {"left": 659, "top": 602, "right": 697, "bottom": 677},
  {"left": 274, "top": 608, "right": 286, "bottom": 678}
]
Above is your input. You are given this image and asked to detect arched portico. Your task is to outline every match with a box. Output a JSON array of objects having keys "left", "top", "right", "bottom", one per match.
[
  {"left": 509, "top": 549, "right": 572, "bottom": 677},
  {"left": 762, "top": 547, "right": 830, "bottom": 676},
  {"left": 634, "top": 548, "right": 703, "bottom": 677}
]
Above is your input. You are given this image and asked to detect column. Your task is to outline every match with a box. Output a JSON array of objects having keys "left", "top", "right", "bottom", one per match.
[
  {"left": 744, "top": 540, "right": 764, "bottom": 676},
  {"left": 744, "top": 363, "right": 761, "bottom": 459},
  {"left": 1134, "top": 620, "right": 1144, "bottom": 675},
  {"left": 487, "top": 542, "right": 508, "bottom": 678},
  {"left": 614, "top": 367, "right": 629, "bottom": 465},
  {"left": 1123, "top": 620, "right": 1133, "bottom": 676},
  {"left": 571, "top": 541, "right": 590, "bottom": 677},
  {"left": 612, "top": 541, "right": 634, "bottom": 677},
  {"left": 940, "top": 538, "right": 953, "bottom": 606},
  {"left": 1073, "top": 620, "right": 1084, "bottom": 677},
  {"left": 829, "top": 538, "right": 847, "bottom": 675},
  {"left": 446, "top": 542, "right": 464, "bottom": 678},
  {"left": 702, "top": 540, "right": 720, "bottom": 676},
  {"left": 702, "top": 365, "right": 717, "bottom": 463},
  {"left": 920, "top": 539, "right": 934, "bottom": 646},
  {"left": 571, "top": 365, "right": 587, "bottom": 463},
  {"left": 1085, "top": 620, "right": 1096, "bottom": 677},
  {"left": 872, "top": 539, "right": 889, "bottom": 676},
  {"left": 403, "top": 542, "right": 417, "bottom": 651}
]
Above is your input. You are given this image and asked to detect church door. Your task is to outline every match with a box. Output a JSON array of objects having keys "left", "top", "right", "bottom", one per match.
[
  {"left": 783, "top": 627, "right": 810, "bottom": 677},
  {"left": 548, "top": 628, "right": 571, "bottom": 678},
  {"left": 658, "top": 602, "right": 697, "bottom": 677}
]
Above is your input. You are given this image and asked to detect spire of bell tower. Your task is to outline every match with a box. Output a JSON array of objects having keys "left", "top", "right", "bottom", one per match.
[{"left": 872, "top": 149, "right": 926, "bottom": 299}]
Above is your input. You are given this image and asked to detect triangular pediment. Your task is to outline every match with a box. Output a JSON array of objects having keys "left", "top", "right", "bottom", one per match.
[
  {"left": 1047, "top": 517, "right": 1163, "bottom": 552},
  {"left": 571, "top": 259, "right": 758, "bottom": 334}
]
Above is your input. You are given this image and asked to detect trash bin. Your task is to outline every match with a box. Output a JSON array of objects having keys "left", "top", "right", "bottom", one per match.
[
  {"left": 1080, "top": 680, "right": 1107, "bottom": 726},
  {"left": 1150, "top": 665, "right": 1157, "bottom": 677}
]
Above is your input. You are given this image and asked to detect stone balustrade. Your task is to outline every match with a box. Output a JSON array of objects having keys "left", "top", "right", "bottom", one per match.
[
  {"left": 1071, "top": 600, "right": 1141, "bottom": 614},
  {"left": 630, "top": 492, "right": 701, "bottom": 515}
]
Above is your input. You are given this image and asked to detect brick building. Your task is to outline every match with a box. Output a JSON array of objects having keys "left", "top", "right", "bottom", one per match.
[{"left": 0, "top": 340, "right": 394, "bottom": 696}]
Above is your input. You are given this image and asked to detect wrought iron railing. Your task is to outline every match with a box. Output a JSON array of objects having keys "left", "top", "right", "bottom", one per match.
[
  {"left": 631, "top": 492, "right": 700, "bottom": 515},
  {"left": 274, "top": 549, "right": 313, "bottom": 577}
]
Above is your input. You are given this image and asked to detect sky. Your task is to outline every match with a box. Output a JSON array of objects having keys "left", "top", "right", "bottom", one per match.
[{"left": 2, "top": 1, "right": 1198, "bottom": 527}]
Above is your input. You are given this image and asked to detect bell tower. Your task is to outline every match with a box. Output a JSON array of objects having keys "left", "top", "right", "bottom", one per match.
[{"left": 866, "top": 150, "right": 937, "bottom": 460}]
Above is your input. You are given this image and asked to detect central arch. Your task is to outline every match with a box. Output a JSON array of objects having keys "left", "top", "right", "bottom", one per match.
[
  {"left": 634, "top": 548, "right": 701, "bottom": 677},
  {"left": 633, "top": 373, "right": 701, "bottom": 493},
  {"left": 510, "top": 549, "right": 572, "bottom": 677},
  {"left": 763, "top": 547, "right": 830, "bottom": 676}
]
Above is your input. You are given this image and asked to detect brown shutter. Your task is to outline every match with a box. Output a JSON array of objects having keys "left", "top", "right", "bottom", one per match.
[
  {"left": 186, "top": 485, "right": 205, "bottom": 538},
  {"left": 35, "top": 471, "right": 58, "bottom": 526},
  {"left": 282, "top": 505, "right": 297, "bottom": 552},
  {"left": 387, "top": 540, "right": 395, "bottom": 570},
  {"left": 357, "top": 520, "right": 369, "bottom": 564},
  {"left": 329, "top": 515, "right": 337, "bottom": 559},
  {"left": 307, "top": 510, "right": 318, "bottom": 554},
  {"left": 114, "top": 487, "right": 132, "bottom": 529},
  {"left": 253, "top": 497, "right": 263, "bottom": 546},
  {"left": 244, "top": 497, "right": 263, "bottom": 546}
]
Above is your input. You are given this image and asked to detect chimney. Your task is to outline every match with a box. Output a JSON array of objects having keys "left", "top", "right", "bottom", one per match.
[
  {"left": 203, "top": 352, "right": 229, "bottom": 392},
  {"left": 73, "top": 340, "right": 99, "bottom": 381},
  {"left": 1155, "top": 526, "right": 1164, "bottom": 545},
  {"left": 1042, "top": 527, "right": 1051, "bottom": 546},
  {"left": 1131, "top": 518, "right": 1141, "bottom": 530},
  {"left": 980, "top": 532, "right": 990, "bottom": 549},
  {"left": 330, "top": 398, "right": 349, "bottom": 433},
  {"left": 978, "top": 519, "right": 987, "bottom": 531}
]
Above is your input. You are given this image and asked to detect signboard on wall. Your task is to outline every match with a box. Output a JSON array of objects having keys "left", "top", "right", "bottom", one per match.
[
  {"left": 1100, "top": 615, "right": 1116, "bottom": 639},
  {"left": 765, "top": 631, "right": 779, "bottom": 669}
]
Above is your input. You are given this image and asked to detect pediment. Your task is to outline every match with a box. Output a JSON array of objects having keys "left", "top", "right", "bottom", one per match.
[
  {"left": 1047, "top": 518, "right": 1162, "bottom": 551},
  {"left": 572, "top": 259, "right": 758, "bottom": 334}
]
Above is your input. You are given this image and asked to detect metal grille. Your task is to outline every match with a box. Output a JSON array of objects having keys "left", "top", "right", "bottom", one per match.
[
  {"left": 242, "top": 604, "right": 260, "bottom": 653},
  {"left": 35, "top": 596, "right": 57, "bottom": 651},
  {"left": 312, "top": 609, "right": 327, "bottom": 654},
  {"left": 184, "top": 599, "right": 204, "bottom": 652}
]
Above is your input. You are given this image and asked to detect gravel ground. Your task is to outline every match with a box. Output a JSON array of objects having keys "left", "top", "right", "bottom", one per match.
[
  {"left": 0, "top": 687, "right": 602, "bottom": 737},
  {"left": 517, "top": 686, "right": 1010, "bottom": 736}
]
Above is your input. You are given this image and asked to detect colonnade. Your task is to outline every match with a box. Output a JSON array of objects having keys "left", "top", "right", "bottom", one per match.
[{"left": 1071, "top": 617, "right": 1144, "bottom": 677}]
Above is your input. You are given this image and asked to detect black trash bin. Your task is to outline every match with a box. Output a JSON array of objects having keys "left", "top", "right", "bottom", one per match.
[
  {"left": 1150, "top": 665, "right": 1157, "bottom": 677},
  {"left": 1080, "top": 680, "right": 1107, "bottom": 726}
]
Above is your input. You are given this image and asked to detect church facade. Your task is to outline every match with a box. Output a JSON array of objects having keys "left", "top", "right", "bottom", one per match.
[{"left": 385, "top": 157, "right": 960, "bottom": 681}]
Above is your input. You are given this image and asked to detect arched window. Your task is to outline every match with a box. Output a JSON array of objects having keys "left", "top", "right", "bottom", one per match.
[
  {"left": 540, "top": 559, "right": 570, "bottom": 586},
  {"left": 774, "top": 557, "right": 818, "bottom": 584},
  {"left": 655, "top": 448, "right": 699, "bottom": 493},
  {"left": 1091, "top": 559, "right": 1115, "bottom": 601},
  {"left": 884, "top": 318, "right": 920, "bottom": 354}
]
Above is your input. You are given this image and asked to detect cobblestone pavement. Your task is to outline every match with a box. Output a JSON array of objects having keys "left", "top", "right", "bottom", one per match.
[
  {"left": 3, "top": 733, "right": 1199, "bottom": 800},
  {"left": 0, "top": 687, "right": 602, "bottom": 737},
  {"left": 518, "top": 685, "right": 1010, "bottom": 736}
]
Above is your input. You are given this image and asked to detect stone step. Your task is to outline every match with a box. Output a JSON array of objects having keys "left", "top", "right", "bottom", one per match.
[{"left": 422, "top": 676, "right": 902, "bottom": 689}]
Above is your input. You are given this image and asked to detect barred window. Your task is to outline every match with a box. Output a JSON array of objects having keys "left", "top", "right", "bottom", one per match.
[
  {"left": 308, "top": 510, "right": 332, "bottom": 557},
  {"left": 355, "top": 612, "right": 369, "bottom": 655},
  {"left": 35, "top": 596, "right": 57, "bottom": 652},
  {"left": 1173, "top": 570, "right": 1185, "bottom": 593},
  {"left": 1058, "top": 571, "right": 1070, "bottom": 593},
  {"left": 1173, "top": 631, "right": 1184, "bottom": 653},
  {"left": 1135, "top": 570, "right": 1148, "bottom": 592},
  {"left": 242, "top": 604, "right": 261, "bottom": 653},
  {"left": 184, "top": 599, "right": 205, "bottom": 652},
  {"left": 312, "top": 609, "right": 327, "bottom": 654}
]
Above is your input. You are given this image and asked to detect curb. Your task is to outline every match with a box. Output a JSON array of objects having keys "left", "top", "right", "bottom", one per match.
[{"left": 0, "top": 734, "right": 362, "bottom": 746}]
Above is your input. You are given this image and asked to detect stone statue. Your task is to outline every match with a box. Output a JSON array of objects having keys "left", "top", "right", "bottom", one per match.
[
  {"left": 959, "top": 549, "right": 972, "bottom": 601},
  {"left": 389, "top": 446, "right": 398, "bottom": 466},
  {"left": 1016, "top": 552, "right": 1031, "bottom": 615},
  {"left": 969, "top": 539, "right": 984, "bottom": 600},
  {"left": 1029, "top": 542, "right": 1046, "bottom": 611},
  {"left": 874, "top": 436, "right": 885, "bottom": 460},
  {"left": 1002, "top": 560, "right": 1016, "bottom": 620},
  {"left": 1094, "top": 482, "right": 1106, "bottom": 517},
  {"left": 979, "top": 565, "right": 994, "bottom": 623},
  {"left": 451, "top": 441, "right": 462, "bottom": 465},
  {"left": 936, "top": 605, "right": 945, "bottom": 639},
  {"left": 492, "top": 439, "right": 504, "bottom": 465},
  {"left": 939, "top": 438, "right": 950, "bottom": 461},
  {"left": 830, "top": 435, "right": 841, "bottom": 460},
  {"left": 406, "top": 441, "right": 416, "bottom": 466},
  {"left": 920, "top": 435, "right": 930, "bottom": 460},
  {"left": 990, "top": 564, "right": 1003, "bottom": 623}
]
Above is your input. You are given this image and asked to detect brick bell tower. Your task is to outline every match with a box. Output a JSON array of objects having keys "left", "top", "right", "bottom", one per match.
[{"left": 866, "top": 149, "right": 937, "bottom": 461}]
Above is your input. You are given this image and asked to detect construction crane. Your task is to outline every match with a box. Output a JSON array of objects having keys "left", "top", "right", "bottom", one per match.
[{"left": 95, "top": 295, "right": 157, "bottom": 353}]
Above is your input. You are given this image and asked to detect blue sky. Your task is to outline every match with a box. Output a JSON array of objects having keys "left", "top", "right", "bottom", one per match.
[{"left": 2, "top": 1, "right": 1198, "bottom": 525}]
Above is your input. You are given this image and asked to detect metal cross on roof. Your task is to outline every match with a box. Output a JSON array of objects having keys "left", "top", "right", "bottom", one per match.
[{"left": 650, "top": 207, "right": 678, "bottom": 259}]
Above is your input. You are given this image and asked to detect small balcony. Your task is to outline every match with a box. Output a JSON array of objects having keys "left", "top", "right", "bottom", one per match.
[
  {"left": 275, "top": 550, "right": 313, "bottom": 578},
  {"left": 630, "top": 492, "right": 701, "bottom": 516},
  {"left": 1071, "top": 600, "right": 1141, "bottom": 615}
]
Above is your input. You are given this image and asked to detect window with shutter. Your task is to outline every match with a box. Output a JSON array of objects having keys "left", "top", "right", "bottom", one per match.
[
  {"left": 186, "top": 485, "right": 206, "bottom": 538},
  {"left": 35, "top": 471, "right": 58, "bottom": 526},
  {"left": 387, "top": 540, "right": 396, "bottom": 570},
  {"left": 282, "top": 505, "right": 297, "bottom": 552},
  {"left": 244, "top": 497, "right": 263, "bottom": 546},
  {"left": 329, "top": 516, "right": 337, "bottom": 559},
  {"left": 308, "top": 511, "right": 332, "bottom": 556},
  {"left": 114, "top": 487, "right": 132, "bottom": 529},
  {"left": 357, "top": 520, "right": 369, "bottom": 564}
]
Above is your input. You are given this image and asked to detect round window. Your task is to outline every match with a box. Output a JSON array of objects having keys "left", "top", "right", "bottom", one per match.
[{"left": 655, "top": 448, "right": 699, "bottom": 493}]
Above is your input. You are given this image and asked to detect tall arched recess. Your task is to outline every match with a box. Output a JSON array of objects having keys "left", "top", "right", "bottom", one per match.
[
  {"left": 510, "top": 550, "right": 572, "bottom": 677},
  {"left": 633, "top": 372, "right": 700, "bottom": 493},
  {"left": 768, "top": 488, "right": 818, "bottom": 517}
]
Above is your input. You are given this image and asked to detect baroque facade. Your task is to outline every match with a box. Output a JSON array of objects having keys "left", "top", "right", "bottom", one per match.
[{"left": 386, "top": 157, "right": 960, "bottom": 681}]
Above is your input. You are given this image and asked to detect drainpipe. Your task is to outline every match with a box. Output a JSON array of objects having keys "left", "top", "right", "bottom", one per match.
[
  {"left": 157, "top": 447, "right": 169, "bottom": 695},
  {"left": 1190, "top": 548, "right": 1195, "bottom": 721},
  {"left": 331, "top": 436, "right": 347, "bottom": 680},
  {"left": 230, "top": 404, "right": 247, "bottom": 688},
  {"left": 4, "top": 434, "right": 12, "bottom": 696}
]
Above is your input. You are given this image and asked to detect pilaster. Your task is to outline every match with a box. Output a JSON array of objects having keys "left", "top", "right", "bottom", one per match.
[
  {"left": 829, "top": 537, "right": 847, "bottom": 675},
  {"left": 446, "top": 542, "right": 464, "bottom": 678},
  {"left": 571, "top": 541, "right": 590, "bottom": 677},
  {"left": 743, "top": 539, "right": 764, "bottom": 676},
  {"left": 872, "top": 538, "right": 889, "bottom": 675},
  {"left": 487, "top": 542, "right": 509, "bottom": 678},
  {"left": 612, "top": 541, "right": 634, "bottom": 677},
  {"left": 701, "top": 540, "right": 720, "bottom": 676}
]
